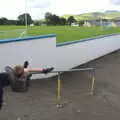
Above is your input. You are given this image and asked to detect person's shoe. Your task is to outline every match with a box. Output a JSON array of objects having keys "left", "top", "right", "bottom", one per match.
[
  {"left": 23, "top": 61, "right": 29, "bottom": 68},
  {"left": 0, "top": 103, "right": 2, "bottom": 110}
]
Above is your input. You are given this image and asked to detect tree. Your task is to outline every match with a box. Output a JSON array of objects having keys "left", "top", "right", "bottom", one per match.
[
  {"left": 51, "top": 14, "right": 60, "bottom": 25},
  {"left": 45, "top": 12, "right": 52, "bottom": 25},
  {"left": 60, "top": 18, "right": 67, "bottom": 25},
  {"left": 0, "top": 17, "right": 8, "bottom": 25},
  {"left": 79, "top": 20, "right": 84, "bottom": 26},
  {"left": 17, "top": 13, "right": 33, "bottom": 25},
  {"left": 45, "top": 12, "right": 61, "bottom": 25},
  {"left": 6, "top": 20, "right": 17, "bottom": 25},
  {"left": 67, "top": 16, "right": 76, "bottom": 25}
]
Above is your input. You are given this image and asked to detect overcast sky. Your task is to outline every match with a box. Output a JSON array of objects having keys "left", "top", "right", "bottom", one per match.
[{"left": 0, "top": 0, "right": 120, "bottom": 20}]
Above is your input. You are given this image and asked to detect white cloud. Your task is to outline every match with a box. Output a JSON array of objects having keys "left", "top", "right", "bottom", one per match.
[
  {"left": 0, "top": 0, "right": 25, "bottom": 19},
  {"left": 28, "top": 0, "right": 51, "bottom": 9},
  {"left": 109, "top": 0, "right": 120, "bottom": 5},
  {"left": 0, "top": 0, "right": 120, "bottom": 20},
  {"left": 48, "top": 0, "right": 110, "bottom": 15}
]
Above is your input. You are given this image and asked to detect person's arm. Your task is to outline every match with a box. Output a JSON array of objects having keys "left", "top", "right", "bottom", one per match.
[
  {"left": 23, "top": 61, "right": 54, "bottom": 73},
  {"left": 23, "top": 61, "right": 44, "bottom": 73},
  {"left": 24, "top": 67, "right": 54, "bottom": 74},
  {"left": 24, "top": 68, "right": 44, "bottom": 73}
]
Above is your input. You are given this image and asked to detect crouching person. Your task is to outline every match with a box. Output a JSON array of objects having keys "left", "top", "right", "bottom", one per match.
[
  {"left": 5, "top": 65, "right": 32, "bottom": 92},
  {"left": 5, "top": 62, "right": 54, "bottom": 92}
]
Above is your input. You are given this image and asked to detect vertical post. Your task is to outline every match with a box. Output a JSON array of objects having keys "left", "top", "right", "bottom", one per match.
[
  {"left": 25, "top": 0, "right": 28, "bottom": 36},
  {"left": 90, "top": 69, "right": 95, "bottom": 95},
  {"left": 56, "top": 72, "right": 61, "bottom": 107}
]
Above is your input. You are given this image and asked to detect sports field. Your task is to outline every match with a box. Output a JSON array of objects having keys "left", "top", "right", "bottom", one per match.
[{"left": 0, "top": 25, "right": 120, "bottom": 43}]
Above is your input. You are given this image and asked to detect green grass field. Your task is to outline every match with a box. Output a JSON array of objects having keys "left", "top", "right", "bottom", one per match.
[{"left": 0, "top": 25, "right": 120, "bottom": 43}]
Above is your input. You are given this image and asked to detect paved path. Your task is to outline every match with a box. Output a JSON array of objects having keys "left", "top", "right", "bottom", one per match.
[{"left": 1, "top": 50, "right": 120, "bottom": 120}]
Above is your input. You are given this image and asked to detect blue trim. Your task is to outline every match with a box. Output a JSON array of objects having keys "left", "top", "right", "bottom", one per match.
[
  {"left": 0, "top": 34, "right": 56, "bottom": 44},
  {"left": 0, "top": 33, "right": 119, "bottom": 45},
  {"left": 56, "top": 33, "right": 120, "bottom": 47}
]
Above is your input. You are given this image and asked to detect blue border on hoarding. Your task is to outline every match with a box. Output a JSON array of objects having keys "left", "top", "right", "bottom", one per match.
[
  {"left": 0, "top": 34, "right": 56, "bottom": 44},
  {"left": 56, "top": 33, "right": 120, "bottom": 47},
  {"left": 0, "top": 33, "right": 119, "bottom": 46}
]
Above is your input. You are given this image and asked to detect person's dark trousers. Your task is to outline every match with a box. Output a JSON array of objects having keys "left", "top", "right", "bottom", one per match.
[
  {"left": 0, "top": 84, "right": 3, "bottom": 110},
  {"left": 0, "top": 72, "right": 10, "bottom": 110},
  {"left": 26, "top": 73, "right": 32, "bottom": 87},
  {"left": 0, "top": 72, "right": 10, "bottom": 87}
]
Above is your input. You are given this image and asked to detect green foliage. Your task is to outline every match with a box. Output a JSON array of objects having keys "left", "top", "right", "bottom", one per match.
[
  {"left": 0, "top": 13, "right": 33, "bottom": 25},
  {"left": 67, "top": 16, "right": 76, "bottom": 25},
  {"left": 17, "top": 13, "right": 33, "bottom": 25},
  {"left": 45, "top": 12, "right": 66, "bottom": 25},
  {"left": 60, "top": 18, "right": 67, "bottom": 25},
  {"left": 78, "top": 21, "right": 84, "bottom": 26}
]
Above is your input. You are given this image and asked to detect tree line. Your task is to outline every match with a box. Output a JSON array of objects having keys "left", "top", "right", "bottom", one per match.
[
  {"left": 0, "top": 13, "right": 33, "bottom": 25},
  {"left": 0, "top": 12, "right": 83, "bottom": 26},
  {"left": 44, "top": 12, "right": 76, "bottom": 25}
]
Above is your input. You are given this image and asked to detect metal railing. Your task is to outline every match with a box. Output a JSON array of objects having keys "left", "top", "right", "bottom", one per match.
[{"left": 31, "top": 68, "right": 95, "bottom": 108}]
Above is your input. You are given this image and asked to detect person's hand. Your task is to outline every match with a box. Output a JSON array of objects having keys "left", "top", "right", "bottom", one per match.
[{"left": 42, "top": 67, "right": 54, "bottom": 74}]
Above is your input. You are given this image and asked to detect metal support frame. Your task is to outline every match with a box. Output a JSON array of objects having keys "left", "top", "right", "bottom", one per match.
[
  {"left": 55, "top": 68, "right": 95, "bottom": 107},
  {"left": 88, "top": 69, "right": 95, "bottom": 95},
  {"left": 56, "top": 72, "right": 61, "bottom": 108},
  {"left": 31, "top": 68, "right": 95, "bottom": 108}
]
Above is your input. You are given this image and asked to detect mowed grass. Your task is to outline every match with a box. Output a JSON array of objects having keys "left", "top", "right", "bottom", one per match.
[{"left": 0, "top": 25, "right": 120, "bottom": 43}]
